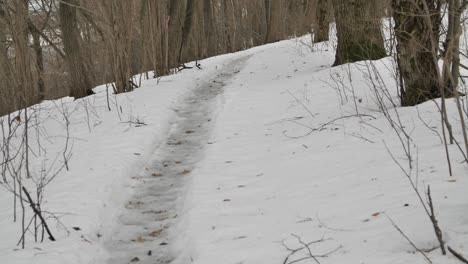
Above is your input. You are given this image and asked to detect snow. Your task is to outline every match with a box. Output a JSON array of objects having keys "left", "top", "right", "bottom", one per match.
[{"left": 1, "top": 34, "right": 468, "bottom": 264}]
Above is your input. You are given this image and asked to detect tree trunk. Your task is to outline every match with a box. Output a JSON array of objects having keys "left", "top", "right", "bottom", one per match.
[
  {"left": 203, "top": 0, "right": 216, "bottom": 57},
  {"left": 443, "top": 0, "right": 465, "bottom": 92},
  {"left": 314, "top": 0, "right": 330, "bottom": 42},
  {"left": 265, "top": 0, "right": 286, "bottom": 43},
  {"left": 31, "top": 27, "right": 45, "bottom": 101},
  {"left": 178, "top": 0, "right": 195, "bottom": 62},
  {"left": 106, "top": 0, "right": 135, "bottom": 94},
  {"left": 301, "top": 0, "right": 315, "bottom": 35},
  {"left": 59, "top": 0, "right": 94, "bottom": 99},
  {"left": 392, "top": 0, "right": 441, "bottom": 106},
  {"left": 0, "top": 0, "right": 14, "bottom": 115},
  {"left": 222, "top": 0, "right": 241, "bottom": 52},
  {"left": 168, "top": 0, "right": 186, "bottom": 68},
  {"left": 332, "top": 0, "right": 386, "bottom": 66},
  {"left": 14, "top": 0, "right": 34, "bottom": 107}
]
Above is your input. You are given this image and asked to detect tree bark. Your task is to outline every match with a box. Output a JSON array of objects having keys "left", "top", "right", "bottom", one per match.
[
  {"left": 0, "top": 0, "right": 14, "bottom": 115},
  {"left": 59, "top": 0, "right": 94, "bottom": 99},
  {"left": 392, "top": 0, "right": 442, "bottom": 106},
  {"left": 332, "top": 0, "right": 386, "bottom": 66},
  {"left": 178, "top": 0, "right": 195, "bottom": 62},
  {"left": 314, "top": 0, "right": 330, "bottom": 42},
  {"left": 31, "top": 26, "right": 45, "bottom": 101},
  {"left": 265, "top": 0, "right": 286, "bottom": 43},
  {"left": 168, "top": 0, "right": 186, "bottom": 68},
  {"left": 14, "top": 0, "right": 34, "bottom": 107},
  {"left": 203, "top": 0, "right": 216, "bottom": 57}
]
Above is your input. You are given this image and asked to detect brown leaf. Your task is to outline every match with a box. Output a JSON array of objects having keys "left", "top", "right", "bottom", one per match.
[
  {"left": 372, "top": 212, "right": 381, "bottom": 217},
  {"left": 133, "top": 236, "right": 146, "bottom": 243},
  {"left": 179, "top": 169, "right": 191, "bottom": 175},
  {"left": 130, "top": 257, "right": 140, "bottom": 262},
  {"left": 152, "top": 173, "right": 163, "bottom": 177},
  {"left": 448, "top": 179, "right": 457, "bottom": 183},
  {"left": 149, "top": 230, "right": 163, "bottom": 237}
]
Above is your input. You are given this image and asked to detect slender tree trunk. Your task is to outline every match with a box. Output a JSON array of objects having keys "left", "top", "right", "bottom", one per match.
[
  {"left": 14, "top": 0, "right": 34, "bottom": 107},
  {"left": 59, "top": 0, "right": 94, "bottom": 99},
  {"left": 0, "top": 0, "right": 14, "bottom": 115},
  {"left": 31, "top": 28, "right": 45, "bottom": 101},
  {"left": 444, "top": 0, "right": 466, "bottom": 91},
  {"left": 301, "top": 0, "right": 316, "bottom": 35},
  {"left": 221, "top": 0, "right": 232, "bottom": 52},
  {"left": 107, "top": 0, "right": 135, "bottom": 93},
  {"left": 178, "top": 0, "right": 195, "bottom": 62},
  {"left": 250, "top": 0, "right": 268, "bottom": 46},
  {"left": 332, "top": 0, "right": 386, "bottom": 66},
  {"left": 168, "top": 0, "right": 186, "bottom": 68},
  {"left": 392, "top": 0, "right": 441, "bottom": 105},
  {"left": 203, "top": 0, "right": 216, "bottom": 57}
]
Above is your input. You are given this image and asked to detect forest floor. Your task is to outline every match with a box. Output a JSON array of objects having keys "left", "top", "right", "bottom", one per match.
[{"left": 1, "top": 36, "right": 467, "bottom": 264}]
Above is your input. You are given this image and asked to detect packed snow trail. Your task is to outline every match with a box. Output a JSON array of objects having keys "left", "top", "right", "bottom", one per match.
[{"left": 102, "top": 56, "right": 250, "bottom": 264}]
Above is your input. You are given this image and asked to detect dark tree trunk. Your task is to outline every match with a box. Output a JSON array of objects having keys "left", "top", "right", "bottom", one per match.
[
  {"left": 0, "top": 0, "right": 14, "bottom": 115},
  {"left": 301, "top": 0, "right": 315, "bottom": 35},
  {"left": 178, "top": 0, "right": 195, "bottom": 62},
  {"left": 392, "top": 0, "right": 442, "bottom": 106},
  {"left": 332, "top": 0, "right": 386, "bottom": 66},
  {"left": 168, "top": 0, "right": 186, "bottom": 68},
  {"left": 314, "top": 0, "right": 330, "bottom": 43},
  {"left": 59, "top": 0, "right": 94, "bottom": 99},
  {"left": 31, "top": 27, "right": 45, "bottom": 101},
  {"left": 265, "top": 0, "right": 285, "bottom": 43},
  {"left": 203, "top": 0, "right": 216, "bottom": 57}
]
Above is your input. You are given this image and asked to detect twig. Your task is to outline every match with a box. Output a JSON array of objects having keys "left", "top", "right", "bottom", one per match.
[
  {"left": 22, "top": 187, "right": 55, "bottom": 242},
  {"left": 427, "top": 186, "right": 446, "bottom": 255},
  {"left": 284, "top": 114, "right": 376, "bottom": 139},
  {"left": 448, "top": 246, "right": 468, "bottom": 263},
  {"left": 287, "top": 90, "right": 316, "bottom": 118},
  {"left": 384, "top": 213, "right": 432, "bottom": 264}
]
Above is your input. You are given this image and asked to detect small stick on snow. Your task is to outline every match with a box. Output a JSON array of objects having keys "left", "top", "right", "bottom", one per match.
[
  {"left": 384, "top": 213, "right": 432, "bottom": 264},
  {"left": 448, "top": 246, "right": 468, "bottom": 264}
]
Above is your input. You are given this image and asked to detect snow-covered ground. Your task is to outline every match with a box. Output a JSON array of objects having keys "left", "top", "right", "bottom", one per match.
[{"left": 1, "top": 35, "right": 467, "bottom": 264}]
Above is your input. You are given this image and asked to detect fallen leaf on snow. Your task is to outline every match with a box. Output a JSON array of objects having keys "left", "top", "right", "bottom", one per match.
[
  {"left": 132, "top": 237, "right": 146, "bottom": 243},
  {"left": 130, "top": 257, "right": 140, "bottom": 262},
  {"left": 148, "top": 230, "right": 163, "bottom": 237},
  {"left": 372, "top": 212, "right": 381, "bottom": 217}
]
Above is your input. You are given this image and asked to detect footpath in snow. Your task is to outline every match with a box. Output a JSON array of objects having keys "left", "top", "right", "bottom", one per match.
[
  {"left": 1, "top": 36, "right": 467, "bottom": 264},
  {"left": 102, "top": 56, "right": 250, "bottom": 264}
]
